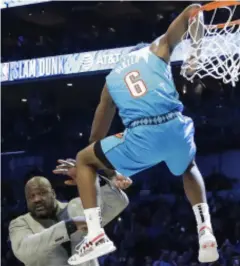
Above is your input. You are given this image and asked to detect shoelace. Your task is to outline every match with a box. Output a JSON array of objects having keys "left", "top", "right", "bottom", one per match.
[{"left": 75, "top": 237, "right": 88, "bottom": 254}]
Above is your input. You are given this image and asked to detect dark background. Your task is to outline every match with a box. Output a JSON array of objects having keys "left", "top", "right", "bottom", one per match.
[{"left": 1, "top": 1, "right": 240, "bottom": 266}]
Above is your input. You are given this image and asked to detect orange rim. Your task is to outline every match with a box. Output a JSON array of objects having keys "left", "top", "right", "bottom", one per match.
[
  {"left": 190, "top": 1, "right": 240, "bottom": 29},
  {"left": 208, "top": 19, "right": 240, "bottom": 29}
]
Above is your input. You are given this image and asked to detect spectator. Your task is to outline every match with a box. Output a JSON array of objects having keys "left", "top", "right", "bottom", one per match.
[{"left": 9, "top": 161, "right": 131, "bottom": 266}]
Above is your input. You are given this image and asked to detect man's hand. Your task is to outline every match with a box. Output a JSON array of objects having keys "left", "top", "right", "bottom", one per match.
[
  {"left": 111, "top": 173, "right": 133, "bottom": 190},
  {"left": 53, "top": 159, "right": 77, "bottom": 185},
  {"left": 53, "top": 158, "right": 133, "bottom": 189}
]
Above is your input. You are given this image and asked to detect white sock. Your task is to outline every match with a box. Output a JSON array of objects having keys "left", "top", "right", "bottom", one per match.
[
  {"left": 84, "top": 207, "right": 103, "bottom": 237},
  {"left": 193, "top": 203, "right": 212, "bottom": 234}
]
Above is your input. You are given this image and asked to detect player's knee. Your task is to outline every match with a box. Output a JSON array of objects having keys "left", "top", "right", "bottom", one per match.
[
  {"left": 76, "top": 146, "right": 92, "bottom": 166},
  {"left": 76, "top": 150, "right": 86, "bottom": 166},
  {"left": 76, "top": 144, "right": 98, "bottom": 168}
]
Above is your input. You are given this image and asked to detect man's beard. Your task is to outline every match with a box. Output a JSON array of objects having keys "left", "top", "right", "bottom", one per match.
[{"left": 31, "top": 202, "right": 57, "bottom": 219}]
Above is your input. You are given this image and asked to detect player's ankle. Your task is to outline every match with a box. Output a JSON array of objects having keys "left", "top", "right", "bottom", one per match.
[
  {"left": 87, "top": 228, "right": 105, "bottom": 240},
  {"left": 192, "top": 203, "right": 212, "bottom": 232},
  {"left": 84, "top": 207, "right": 103, "bottom": 237}
]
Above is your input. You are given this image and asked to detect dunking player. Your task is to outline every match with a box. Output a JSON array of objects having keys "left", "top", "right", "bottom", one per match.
[{"left": 68, "top": 3, "right": 219, "bottom": 265}]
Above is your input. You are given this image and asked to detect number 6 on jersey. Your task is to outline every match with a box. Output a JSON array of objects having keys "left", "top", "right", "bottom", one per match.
[{"left": 124, "top": 71, "right": 148, "bottom": 98}]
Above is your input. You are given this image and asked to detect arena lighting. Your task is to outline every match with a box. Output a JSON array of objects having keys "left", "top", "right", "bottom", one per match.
[
  {"left": 108, "top": 27, "right": 116, "bottom": 33},
  {"left": 157, "top": 14, "right": 164, "bottom": 21}
]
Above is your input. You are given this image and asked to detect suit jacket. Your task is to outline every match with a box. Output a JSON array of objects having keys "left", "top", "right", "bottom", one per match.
[{"left": 9, "top": 179, "right": 129, "bottom": 266}]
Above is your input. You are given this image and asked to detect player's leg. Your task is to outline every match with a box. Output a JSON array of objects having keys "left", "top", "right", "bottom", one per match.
[
  {"left": 68, "top": 142, "right": 117, "bottom": 265},
  {"left": 74, "top": 143, "right": 115, "bottom": 209},
  {"left": 183, "top": 161, "right": 207, "bottom": 206},
  {"left": 165, "top": 115, "right": 218, "bottom": 263},
  {"left": 69, "top": 129, "right": 153, "bottom": 265},
  {"left": 183, "top": 161, "right": 219, "bottom": 263}
]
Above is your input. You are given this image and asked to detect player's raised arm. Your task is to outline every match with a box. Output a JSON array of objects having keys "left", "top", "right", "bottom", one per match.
[
  {"left": 150, "top": 4, "right": 204, "bottom": 62},
  {"left": 89, "top": 84, "right": 116, "bottom": 144}
]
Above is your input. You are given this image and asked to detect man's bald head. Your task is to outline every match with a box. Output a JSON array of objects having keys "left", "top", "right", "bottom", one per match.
[
  {"left": 25, "top": 176, "right": 52, "bottom": 192},
  {"left": 25, "top": 176, "right": 57, "bottom": 218}
]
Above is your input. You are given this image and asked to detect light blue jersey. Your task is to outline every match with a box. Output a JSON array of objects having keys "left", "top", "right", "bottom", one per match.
[
  {"left": 98, "top": 46, "right": 196, "bottom": 177},
  {"left": 106, "top": 46, "right": 184, "bottom": 126}
]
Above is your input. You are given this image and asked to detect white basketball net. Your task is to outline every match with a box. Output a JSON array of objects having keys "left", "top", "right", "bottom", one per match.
[{"left": 181, "top": 4, "right": 240, "bottom": 87}]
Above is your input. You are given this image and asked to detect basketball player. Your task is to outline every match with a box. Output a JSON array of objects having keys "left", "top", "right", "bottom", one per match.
[{"left": 68, "top": 4, "right": 219, "bottom": 265}]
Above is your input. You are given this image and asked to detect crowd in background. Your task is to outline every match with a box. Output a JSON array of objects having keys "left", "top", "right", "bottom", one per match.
[
  {"left": 2, "top": 169, "right": 240, "bottom": 266},
  {"left": 103, "top": 192, "right": 240, "bottom": 266},
  {"left": 1, "top": 2, "right": 176, "bottom": 62},
  {"left": 2, "top": 3, "right": 240, "bottom": 266}
]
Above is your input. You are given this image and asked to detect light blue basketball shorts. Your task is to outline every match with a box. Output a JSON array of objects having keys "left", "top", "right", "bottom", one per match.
[{"left": 94, "top": 111, "right": 196, "bottom": 177}]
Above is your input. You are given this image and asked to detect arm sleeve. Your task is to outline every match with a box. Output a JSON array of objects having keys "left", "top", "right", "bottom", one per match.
[
  {"left": 100, "top": 180, "right": 129, "bottom": 226},
  {"left": 9, "top": 217, "right": 70, "bottom": 264}
]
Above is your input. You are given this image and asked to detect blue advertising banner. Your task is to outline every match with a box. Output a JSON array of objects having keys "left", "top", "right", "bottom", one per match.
[
  {"left": 1, "top": 47, "right": 132, "bottom": 83},
  {"left": 1, "top": 32, "right": 239, "bottom": 83}
]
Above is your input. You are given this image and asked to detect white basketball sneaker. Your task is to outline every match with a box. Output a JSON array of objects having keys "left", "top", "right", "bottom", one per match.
[
  {"left": 68, "top": 229, "right": 116, "bottom": 265},
  {"left": 198, "top": 226, "right": 219, "bottom": 263}
]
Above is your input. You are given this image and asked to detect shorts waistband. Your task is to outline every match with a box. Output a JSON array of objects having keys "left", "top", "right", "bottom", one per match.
[{"left": 128, "top": 111, "right": 180, "bottom": 129}]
